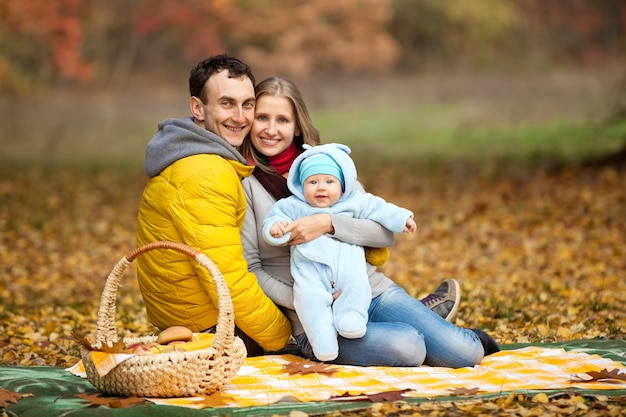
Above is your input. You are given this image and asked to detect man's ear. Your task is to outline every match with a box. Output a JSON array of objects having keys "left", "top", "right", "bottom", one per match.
[{"left": 190, "top": 96, "right": 205, "bottom": 121}]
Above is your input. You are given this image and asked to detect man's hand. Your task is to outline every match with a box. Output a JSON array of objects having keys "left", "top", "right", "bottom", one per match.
[{"left": 287, "top": 213, "right": 333, "bottom": 245}]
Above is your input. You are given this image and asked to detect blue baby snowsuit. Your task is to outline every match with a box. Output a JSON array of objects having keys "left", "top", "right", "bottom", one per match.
[{"left": 262, "top": 143, "right": 414, "bottom": 361}]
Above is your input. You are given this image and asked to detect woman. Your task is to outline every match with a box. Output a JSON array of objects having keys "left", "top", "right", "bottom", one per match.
[{"left": 240, "top": 77, "right": 499, "bottom": 367}]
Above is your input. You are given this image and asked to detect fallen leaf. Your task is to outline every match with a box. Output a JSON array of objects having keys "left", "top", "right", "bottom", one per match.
[
  {"left": 71, "top": 331, "right": 94, "bottom": 350},
  {"left": 99, "top": 340, "right": 130, "bottom": 354},
  {"left": 76, "top": 393, "right": 147, "bottom": 408},
  {"left": 283, "top": 359, "right": 339, "bottom": 375},
  {"left": 577, "top": 368, "right": 626, "bottom": 382},
  {"left": 367, "top": 388, "right": 413, "bottom": 402},
  {"left": 109, "top": 397, "right": 150, "bottom": 408},
  {"left": 329, "top": 389, "right": 412, "bottom": 402},
  {"left": 0, "top": 387, "right": 33, "bottom": 408}
]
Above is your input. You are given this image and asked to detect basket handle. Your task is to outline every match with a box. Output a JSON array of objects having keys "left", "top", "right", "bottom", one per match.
[{"left": 93, "top": 241, "right": 236, "bottom": 353}]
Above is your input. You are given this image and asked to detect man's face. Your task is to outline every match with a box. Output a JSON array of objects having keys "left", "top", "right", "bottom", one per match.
[{"left": 191, "top": 70, "right": 255, "bottom": 147}]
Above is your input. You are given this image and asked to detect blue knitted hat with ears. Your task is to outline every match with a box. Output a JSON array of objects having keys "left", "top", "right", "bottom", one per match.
[{"left": 298, "top": 153, "right": 345, "bottom": 189}]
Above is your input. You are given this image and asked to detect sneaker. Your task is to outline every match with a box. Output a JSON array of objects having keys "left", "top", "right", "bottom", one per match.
[{"left": 420, "top": 279, "right": 460, "bottom": 322}]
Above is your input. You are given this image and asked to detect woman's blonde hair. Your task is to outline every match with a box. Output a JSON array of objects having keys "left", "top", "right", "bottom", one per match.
[{"left": 240, "top": 77, "right": 321, "bottom": 173}]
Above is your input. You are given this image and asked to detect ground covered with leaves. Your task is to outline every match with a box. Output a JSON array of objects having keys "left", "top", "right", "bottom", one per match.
[{"left": 1, "top": 158, "right": 625, "bottom": 415}]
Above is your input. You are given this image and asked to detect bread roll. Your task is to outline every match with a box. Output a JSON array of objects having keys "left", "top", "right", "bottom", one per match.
[{"left": 156, "top": 325, "right": 193, "bottom": 344}]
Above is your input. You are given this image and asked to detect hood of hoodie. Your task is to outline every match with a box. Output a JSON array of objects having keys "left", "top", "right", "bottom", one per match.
[
  {"left": 287, "top": 143, "right": 357, "bottom": 202},
  {"left": 144, "top": 117, "right": 247, "bottom": 177}
]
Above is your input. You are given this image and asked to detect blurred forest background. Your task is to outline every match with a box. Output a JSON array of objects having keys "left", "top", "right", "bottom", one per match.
[{"left": 1, "top": 0, "right": 625, "bottom": 164}]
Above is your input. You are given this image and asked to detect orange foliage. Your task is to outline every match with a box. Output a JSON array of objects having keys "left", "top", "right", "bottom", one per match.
[
  {"left": 1, "top": 0, "right": 93, "bottom": 83},
  {"left": 133, "top": 0, "right": 237, "bottom": 62},
  {"left": 234, "top": 0, "right": 400, "bottom": 77},
  {"left": 0, "top": 0, "right": 623, "bottom": 92}
]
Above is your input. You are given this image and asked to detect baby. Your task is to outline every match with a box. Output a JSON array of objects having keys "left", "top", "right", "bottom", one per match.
[{"left": 263, "top": 143, "right": 416, "bottom": 361}]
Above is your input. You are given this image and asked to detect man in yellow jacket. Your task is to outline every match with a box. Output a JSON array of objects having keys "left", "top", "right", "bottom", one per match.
[{"left": 136, "top": 55, "right": 292, "bottom": 355}]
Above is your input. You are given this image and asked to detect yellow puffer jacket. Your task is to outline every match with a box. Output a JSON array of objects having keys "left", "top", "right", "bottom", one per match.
[{"left": 136, "top": 153, "right": 292, "bottom": 352}]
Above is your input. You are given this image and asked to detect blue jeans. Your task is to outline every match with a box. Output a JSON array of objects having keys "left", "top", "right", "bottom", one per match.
[{"left": 295, "top": 284, "right": 484, "bottom": 368}]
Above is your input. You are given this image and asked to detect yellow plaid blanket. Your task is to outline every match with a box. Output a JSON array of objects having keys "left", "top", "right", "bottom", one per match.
[{"left": 68, "top": 346, "right": 625, "bottom": 409}]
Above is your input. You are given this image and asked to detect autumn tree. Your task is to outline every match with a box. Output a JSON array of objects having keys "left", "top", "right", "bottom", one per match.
[
  {"left": 389, "top": 0, "right": 522, "bottom": 70},
  {"left": 230, "top": 0, "right": 400, "bottom": 78},
  {"left": 390, "top": 0, "right": 625, "bottom": 70},
  {"left": 514, "top": 0, "right": 626, "bottom": 66},
  {"left": 1, "top": 0, "right": 624, "bottom": 93},
  {"left": 89, "top": 0, "right": 239, "bottom": 90},
  {"left": 0, "top": 0, "right": 399, "bottom": 92},
  {"left": 0, "top": 0, "right": 93, "bottom": 93},
  {"left": 91, "top": 0, "right": 400, "bottom": 86}
]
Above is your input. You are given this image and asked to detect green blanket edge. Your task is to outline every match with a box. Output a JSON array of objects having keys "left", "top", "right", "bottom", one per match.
[{"left": 2, "top": 339, "right": 624, "bottom": 417}]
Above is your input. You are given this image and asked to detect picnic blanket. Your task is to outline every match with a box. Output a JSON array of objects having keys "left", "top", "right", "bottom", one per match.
[{"left": 2, "top": 340, "right": 626, "bottom": 416}]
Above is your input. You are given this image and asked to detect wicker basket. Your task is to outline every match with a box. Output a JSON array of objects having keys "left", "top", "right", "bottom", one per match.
[{"left": 80, "top": 241, "right": 247, "bottom": 398}]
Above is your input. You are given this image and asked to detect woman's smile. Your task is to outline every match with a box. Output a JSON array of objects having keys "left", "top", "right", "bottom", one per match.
[{"left": 251, "top": 94, "right": 298, "bottom": 157}]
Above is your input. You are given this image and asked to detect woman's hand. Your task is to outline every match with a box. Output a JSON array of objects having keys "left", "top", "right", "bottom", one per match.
[{"left": 286, "top": 213, "right": 333, "bottom": 245}]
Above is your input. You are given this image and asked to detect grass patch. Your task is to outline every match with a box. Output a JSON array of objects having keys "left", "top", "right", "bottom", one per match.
[
  {"left": 313, "top": 105, "right": 626, "bottom": 167},
  {"left": 2, "top": 98, "right": 624, "bottom": 175}
]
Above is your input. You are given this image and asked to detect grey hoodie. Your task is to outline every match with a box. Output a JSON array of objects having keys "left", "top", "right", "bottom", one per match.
[{"left": 144, "top": 117, "right": 246, "bottom": 177}]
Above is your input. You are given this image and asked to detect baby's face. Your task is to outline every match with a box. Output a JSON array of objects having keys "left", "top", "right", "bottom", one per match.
[{"left": 302, "top": 174, "right": 343, "bottom": 208}]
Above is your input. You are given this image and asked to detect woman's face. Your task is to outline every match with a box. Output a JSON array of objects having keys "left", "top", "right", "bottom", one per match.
[{"left": 250, "top": 94, "right": 300, "bottom": 157}]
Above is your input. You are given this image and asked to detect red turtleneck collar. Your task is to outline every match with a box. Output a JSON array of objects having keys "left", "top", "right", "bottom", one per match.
[{"left": 268, "top": 141, "right": 300, "bottom": 175}]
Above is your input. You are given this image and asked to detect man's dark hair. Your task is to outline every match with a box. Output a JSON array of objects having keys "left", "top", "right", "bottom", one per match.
[{"left": 189, "top": 54, "right": 255, "bottom": 103}]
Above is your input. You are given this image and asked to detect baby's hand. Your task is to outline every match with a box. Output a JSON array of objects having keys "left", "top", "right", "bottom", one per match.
[
  {"left": 403, "top": 217, "right": 417, "bottom": 234},
  {"left": 270, "top": 220, "right": 291, "bottom": 238}
]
